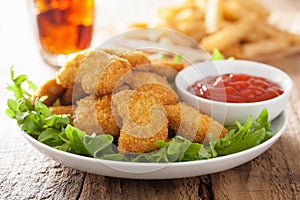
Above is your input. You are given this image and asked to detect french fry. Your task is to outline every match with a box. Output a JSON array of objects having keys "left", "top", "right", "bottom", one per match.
[
  {"left": 243, "top": 36, "right": 291, "bottom": 58},
  {"left": 200, "top": 13, "right": 257, "bottom": 51},
  {"left": 222, "top": 0, "right": 249, "bottom": 21},
  {"left": 237, "top": 0, "right": 269, "bottom": 18},
  {"left": 222, "top": 44, "right": 243, "bottom": 58},
  {"left": 204, "top": 0, "right": 223, "bottom": 33},
  {"left": 152, "top": 0, "right": 300, "bottom": 61}
]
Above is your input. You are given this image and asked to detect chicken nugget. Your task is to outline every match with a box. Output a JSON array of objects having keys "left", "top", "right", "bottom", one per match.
[
  {"left": 164, "top": 102, "right": 228, "bottom": 143},
  {"left": 120, "top": 71, "right": 169, "bottom": 89},
  {"left": 60, "top": 83, "right": 87, "bottom": 106},
  {"left": 150, "top": 59, "right": 185, "bottom": 80},
  {"left": 118, "top": 123, "right": 168, "bottom": 154},
  {"left": 73, "top": 95, "right": 119, "bottom": 136},
  {"left": 103, "top": 48, "right": 151, "bottom": 68},
  {"left": 136, "top": 83, "right": 178, "bottom": 106},
  {"left": 95, "top": 95, "right": 120, "bottom": 137},
  {"left": 78, "top": 49, "right": 132, "bottom": 96},
  {"left": 32, "top": 78, "right": 65, "bottom": 106},
  {"left": 49, "top": 105, "right": 73, "bottom": 116},
  {"left": 112, "top": 90, "right": 168, "bottom": 153},
  {"left": 111, "top": 90, "right": 133, "bottom": 128},
  {"left": 56, "top": 50, "right": 91, "bottom": 88}
]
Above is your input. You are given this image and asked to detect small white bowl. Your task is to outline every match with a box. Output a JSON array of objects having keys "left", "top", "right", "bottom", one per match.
[{"left": 175, "top": 60, "right": 293, "bottom": 125}]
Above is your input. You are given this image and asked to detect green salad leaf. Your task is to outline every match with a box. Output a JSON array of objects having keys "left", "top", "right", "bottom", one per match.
[
  {"left": 6, "top": 68, "right": 273, "bottom": 163},
  {"left": 173, "top": 54, "right": 183, "bottom": 62},
  {"left": 212, "top": 109, "right": 272, "bottom": 156},
  {"left": 211, "top": 49, "right": 235, "bottom": 60}
]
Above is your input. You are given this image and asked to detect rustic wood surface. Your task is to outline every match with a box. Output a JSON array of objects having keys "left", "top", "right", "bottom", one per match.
[{"left": 0, "top": 54, "right": 299, "bottom": 200}]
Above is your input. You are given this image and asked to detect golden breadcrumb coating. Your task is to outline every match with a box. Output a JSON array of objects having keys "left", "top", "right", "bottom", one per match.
[
  {"left": 77, "top": 49, "right": 132, "bottom": 96},
  {"left": 56, "top": 50, "right": 91, "bottom": 88},
  {"left": 151, "top": 59, "right": 185, "bottom": 72},
  {"left": 60, "top": 83, "right": 87, "bottom": 106},
  {"left": 149, "top": 60, "right": 185, "bottom": 80},
  {"left": 118, "top": 123, "right": 168, "bottom": 154},
  {"left": 32, "top": 78, "right": 65, "bottom": 106},
  {"left": 73, "top": 95, "right": 119, "bottom": 136},
  {"left": 164, "top": 102, "right": 228, "bottom": 143},
  {"left": 95, "top": 95, "right": 120, "bottom": 137},
  {"left": 103, "top": 48, "right": 151, "bottom": 68},
  {"left": 49, "top": 105, "right": 73, "bottom": 116},
  {"left": 73, "top": 96, "right": 101, "bottom": 134},
  {"left": 119, "top": 71, "right": 170, "bottom": 90},
  {"left": 113, "top": 84, "right": 177, "bottom": 153},
  {"left": 136, "top": 83, "right": 178, "bottom": 106}
]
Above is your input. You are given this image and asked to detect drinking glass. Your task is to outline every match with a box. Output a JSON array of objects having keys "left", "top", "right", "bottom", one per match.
[{"left": 30, "top": 0, "right": 94, "bottom": 67}]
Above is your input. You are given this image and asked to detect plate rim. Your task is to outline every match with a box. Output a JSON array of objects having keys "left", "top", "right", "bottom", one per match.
[{"left": 20, "top": 110, "right": 288, "bottom": 179}]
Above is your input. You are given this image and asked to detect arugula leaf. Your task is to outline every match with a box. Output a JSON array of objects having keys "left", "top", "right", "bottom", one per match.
[
  {"left": 130, "top": 136, "right": 204, "bottom": 163},
  {"left": 211, "top": 49, "right": 235, "bottom": 61},
  {"left": 173, "top": 54, "right": 183, "bottom": 62},
  {"left": 213, "top": 108, "right": 272, "bottom": 156}
]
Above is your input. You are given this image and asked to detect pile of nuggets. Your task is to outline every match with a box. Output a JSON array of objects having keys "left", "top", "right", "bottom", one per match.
[{"left": 33, "top": 48, "right": 228, "bottom": 154}]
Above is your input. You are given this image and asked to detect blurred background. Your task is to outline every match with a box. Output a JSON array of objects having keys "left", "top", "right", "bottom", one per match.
[{"left": 0, "top": 0, "right": 300, "bottom": 81}]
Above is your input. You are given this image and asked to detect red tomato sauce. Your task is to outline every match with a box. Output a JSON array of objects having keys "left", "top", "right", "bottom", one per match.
[{"left": 187, "top": 73, "right": 284, "bottom": 103}]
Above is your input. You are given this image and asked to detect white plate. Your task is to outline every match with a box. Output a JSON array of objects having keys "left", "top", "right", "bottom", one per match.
[{"left": 20, "top": 111, "right": 287, "bottom": 180}]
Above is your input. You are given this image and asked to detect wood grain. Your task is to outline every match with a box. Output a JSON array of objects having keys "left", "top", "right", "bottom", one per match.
[
  {"left": 0, "top": 124, "right": 85, "bottom": 200},
  {"left": 78, "top": 175, "right": 208, "bottom": 200},
  {"left": 1, "top": 54, "right": 300, "bottom": 200}
]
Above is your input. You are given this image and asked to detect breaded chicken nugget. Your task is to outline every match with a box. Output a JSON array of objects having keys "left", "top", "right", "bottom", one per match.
[
  {"left": 136, "top": 83, "right": 178, "bottom": 106},
  {"left": 164, "top": 102, "right": 228, "bottom": 143},
  {"left": 119, "top": 71, "right": 170, "bottom": 90},
  {"left": 73, "top": 96, "right": 101, "bottom": 134},
  {"left": 78, "top": 49, "right": 132, "bottom": 96},
  {"left": 111, "top": 90, "right": 133, "bottom": 128},
  {"left": 95, "top": 95, "right": 120, "bottom": 137},
  {"left": 112, "top": 90, "right": 169, "bottom": 153},
  {"left": 149, "top": 60, "right": 185, "bottom": 80},
  {"left": 32, "top": 78, "right": 65, "bottom": 106},
  {"left": 73, "top": 95, "right": 119, "bottom": 136},
  {"left": 118, "top": 124, "right": 168, "bottom": 154},
  {"left": 60, "top": 83, "right": 87, "bottom": 106},
  {"left": 103, "top": 48, "right": 151, "bottom": 68},
  {"left": 56, "top": 50, "right": 91, "bottom": 88},
  {"left": 49, "top": 105, "right": 73, "bottom": 116},
  {"left": 151, "top": 59, "right": 184, "bottom": 72}
]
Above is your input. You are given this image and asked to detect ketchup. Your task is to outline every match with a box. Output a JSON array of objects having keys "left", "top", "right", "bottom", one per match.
[{"left": 187, "top": 73, "right": 284, "bottom": 103}]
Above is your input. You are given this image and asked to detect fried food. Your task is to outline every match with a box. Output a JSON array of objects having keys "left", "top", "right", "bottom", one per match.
[
  {"left": 73, "top": 95, "right": 119, "bottom": 136},
  {"left": 136, "top": 83, "right": 178, "bottom": 106},
  {"left": 200, "top": 13, "right": 258, "bottom": 51},
  {"left": 56, "top": 48, "right": 147, "bottom": 97},
  {"left": 119, "top": 71, "right": 170, "bottom": 90},
  {"left": 37, "top": 48, "right": 231, "bottom": 156},
  {"left": 112, "top": 90, "right": 169, "bottom": 153},
  {"left": 77, "top": 49, "right": 132, "bottom": 96},
  {"left": 103, "top": 48, "right": 151, "bottom": 68},
  {"left": 155, "top": 0, "right": 300, "bottom": 61},
  {"left": 49, "top": 105, "right": 73, "bottom": 116},
  {"left": 60, "top": 84, "right": 87, "bottom": 106},
  {"left": 112, "top": 83, "right": 176, "bottom": 153},
  {"left": 56, "top": 50, "right": 91, "bottom": 88},
  {"left": 32, "top": 78, "right": 65, "bottom": 106},
  {"left": 149, "top": 60, "right": 185, "bottom": 80},
  {"left": 164, "top": 102, "right": 228, "bottom": 143}
]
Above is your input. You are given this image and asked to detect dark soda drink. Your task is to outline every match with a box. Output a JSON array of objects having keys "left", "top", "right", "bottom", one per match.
[{"left": 34, "top": 0, "right": 94, "bottom": 56}]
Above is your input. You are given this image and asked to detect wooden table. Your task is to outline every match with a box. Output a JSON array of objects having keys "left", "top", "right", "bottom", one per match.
[{"left": 1, "top": 1, "right": 300, "bottom": 199}]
